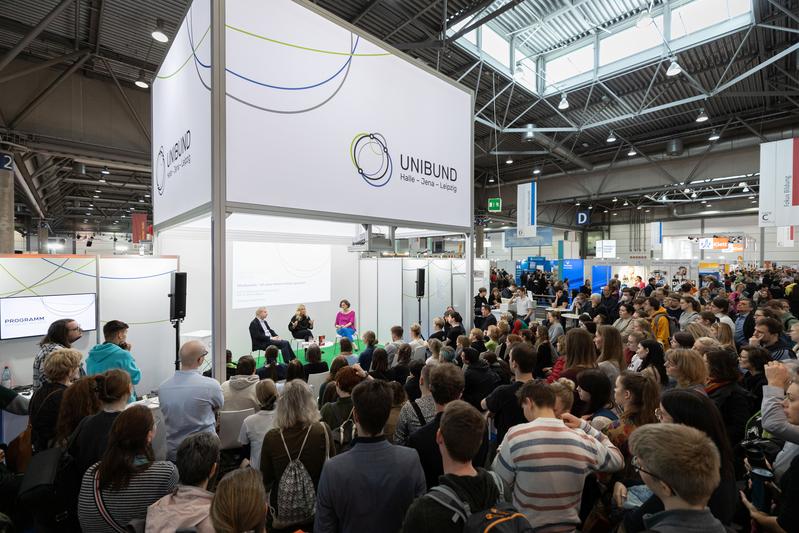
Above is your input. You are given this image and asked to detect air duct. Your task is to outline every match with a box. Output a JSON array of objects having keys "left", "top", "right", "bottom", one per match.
[
  {"left": 666, "top": 138, "right": 684, "bottom": 156},
  {"left": 521, "top": 124, "right": 593, "bottom": 171}
]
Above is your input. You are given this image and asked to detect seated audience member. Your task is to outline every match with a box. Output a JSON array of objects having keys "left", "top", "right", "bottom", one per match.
[
  {"left": 70, "top": 370, "right": 132, "bottom": 474},
  {"left": 221, "top": 355, "right": 260, "bottom": 411},
  {"left": 78, "top": 405, "right": 178, "bottom": 531},
  {"left": 445, "top": 312, "right": 466, "bottom": 347},
  {"left": 409, "top": 323, "right": 426, "bottom": 352},
  {"left": 480, "top": 343, "right": 536, "bottom": 443},
  {"left": 469, "top": 328, "right": 488, "bottom": 354},
  {"left": 385, "top": 326, "right": 406, "bottom": 366},
  {"left": 693, "top": 336, "right": 722, "bottom": 356},
  {"left": 320, "top": 366, "right": 364, "bottom": 432},
  {"left": 385, "top": 382, "right": 408, "bottom": 443},
  {"left": 211, "top": 468, "right": 267, "bottom": 533},
  {"left": 428, "top": 317, "right": 447, "bottom": 342},
  {"left": 358, "top": 331, "right": 378, "bottom": 371},
  {"left": 550, "top": 378, "right": 576, "bottom": 417},
  {"left": 288, "top": 304, "right": 314, "bottom": 341},
  {"left": 250, "top": 307, "right": 297, "bottom": 363},
  {"left": 492, "top": 381, "right": 623, "bottom": 530},
  {"left": 454, "top": 335, "right": 471, "bottom": 366},
  {"left": 239, "top": 379, "right": 278, "bottom": 468},
  {"left": 439, "top": 346, "right": 456, "bottom": 364},
  {"left": 30, "top": 348, "right": 82, "bottom": 453},
  {"left": 87, "top": 320, "right": 141, "bottom": 402},
  {"left": 547, "top": 310, "right": 565, "bottom": 344},
  {"left": 485, "top": 325, "right": 500, "bottom": 353},
  {"left": 461, "top": 348, "right": 500, "bottom": 411},
  {"left": 335, "top": 299, "right": 357, "bottom": 341},
  {"left": 738, "top": 345, "right": 771, "bottom": 408},
  {"left": 285, "top": 359, "right": 305, "bottom": 382},
  {"left": 159, "top": 341, "right": 224, "bottom": 461},
  {"left": 146, "top": 432, "right": 219, "bottom": 533},
  {"left": 627, "top": 424, "right": 727, "bottom": 532},
  {"left": 409, "top": 364, "right": 488, "bottom": 490},
  {"left": 391, "top": 344, "right": 413, "bottom": 385},
  {"left": 577, "top": 369, "right": 619, "bottom": 430},
  {"left": 256, "top": 345, "right": 287, "bottom": 381},
  {"left": 742, "top": 367, "right": 799, "bottom": 532},
  {"left": 33, "top": 318, "right": 83, "bottom": 391},
  {"left": 54, "top": 375, "right": 101, "bottom": 447},
  {"left": 368, "top": 348, "right": 393, "bottom": 381},
  {"left": 315, "top": 380, "right": 426, "bottom": 532},
  {"left": 404, "top": 360, "right": 424, "bottom": 401},
  {"left": 318, "top": 356, "right": 349, "bottom": 408},
  {"left": 338, "top": 338, "right": 358, "bottom": 366},
  {"left": 303, "top": 344, "right": 330, "bottom": 379},
  {"left": 394, "top": 364, "right": 437, "bottom": 446},
  {"left": 261, "top": 380, "right": 334, "bottom": 532},
  {"left": 402, "top": 401, "right": 508, "bottom": 533},
  {"left": 751, "top": 317, "right": 795, "bottom": 361},
  {"left": 665, "top": 348, "right": 708, "bottom": 393}
]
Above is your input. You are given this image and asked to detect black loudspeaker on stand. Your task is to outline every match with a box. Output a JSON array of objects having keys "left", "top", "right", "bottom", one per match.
[
  {"left": 169, "top": 272, "right": 188, "bottom": 371},
  {"left": 415, "top": 268, "right": 425, "bottom": 326}
]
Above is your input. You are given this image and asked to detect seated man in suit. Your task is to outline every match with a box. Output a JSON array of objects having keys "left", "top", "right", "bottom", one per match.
[{"left": 249, "top": 307, "right": 296, "bottom": 363}]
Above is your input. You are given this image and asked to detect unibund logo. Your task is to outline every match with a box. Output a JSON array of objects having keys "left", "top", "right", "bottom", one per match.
[
  {"left": 155, "top": 130, "right": 192, "bottom": 196},
  {"left": 350, "top": 132, "right": 459, "bottom": 194},
  {"left": 350, "top": 132, "right": 392, "bottom": 188},
  {"left": 4, "top": 316, "right": 45, "bottom": 324}
]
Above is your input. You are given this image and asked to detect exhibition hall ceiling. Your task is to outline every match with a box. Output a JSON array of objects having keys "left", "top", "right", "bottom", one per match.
[{"left": 0, "top": 0, "right": 798, "bottom": 234}]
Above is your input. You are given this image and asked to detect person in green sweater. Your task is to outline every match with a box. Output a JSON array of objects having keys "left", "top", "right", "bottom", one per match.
[{"left": 86, "top": 320, "right": 141, "bottom": 402}]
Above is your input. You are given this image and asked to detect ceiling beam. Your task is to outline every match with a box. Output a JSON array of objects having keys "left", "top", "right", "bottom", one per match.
[{"left": 0, "top": 0, "right": 74, "bottom": 75}]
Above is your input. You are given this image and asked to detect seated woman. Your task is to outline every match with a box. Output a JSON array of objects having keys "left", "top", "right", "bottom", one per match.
[
  {"left": 213, "top": 467, "right": 267, "bottom": 533},
  {"left": 334, "top": 299, "right": 356, "bottom": 342},
  {"left": 302, "top": 344, "right": 329, "bottom": 380},
  {"left": 256, "top": 346, "right": 287, "bottom": 381},
  {"left": 78, "top": 405, "right": 178, "bottom": 531},
  {"left": 288, "top": 304, "right": 314, "bottom": 341}
]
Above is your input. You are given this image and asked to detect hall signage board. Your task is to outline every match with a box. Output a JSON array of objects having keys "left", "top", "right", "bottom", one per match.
[
  {"left": 516, "top": 182, "right": 537, "bottom": 237},
  {"left": 759, "top": 138, "right": 799, "bottom": 227},
  {"left": 576, "top": 210, "right": 590, "bottom": 225},
  {"left": 487, "top": 197, "right": 502, "bottom": 213}
]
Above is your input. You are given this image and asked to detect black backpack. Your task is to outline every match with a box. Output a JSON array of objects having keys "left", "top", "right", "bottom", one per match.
[{"left": 426, "top": 471, "right": 533, "bottom": 533}]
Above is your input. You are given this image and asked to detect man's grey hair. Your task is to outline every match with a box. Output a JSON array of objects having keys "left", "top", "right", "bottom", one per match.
[
  {"left": 255, "top": 307, "right": 267, "bottom": 316},
  {"left": 176, "top": 432, "right": 220, "bottom": 486}
]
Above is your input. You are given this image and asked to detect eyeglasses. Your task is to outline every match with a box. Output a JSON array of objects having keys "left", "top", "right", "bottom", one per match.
[
  {"left": 654, "top": 407, "right": 663, "bottom": 421},
  {"left": 632, "top": 456, "right": 659, "bottom": 479}
]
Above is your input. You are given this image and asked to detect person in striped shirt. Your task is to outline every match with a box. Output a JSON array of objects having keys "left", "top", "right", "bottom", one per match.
[{"left": 491, "top": 381, "right": 624, "bottom": 531}]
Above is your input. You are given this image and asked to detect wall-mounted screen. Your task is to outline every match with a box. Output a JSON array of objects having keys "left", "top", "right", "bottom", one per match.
[{"left": 0, "top": 293, "right": 97, "bottom": 340}]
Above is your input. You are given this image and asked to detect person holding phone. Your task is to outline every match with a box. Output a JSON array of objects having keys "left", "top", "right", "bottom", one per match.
[
  {"left": 335, "top": 299, "right": 357, "bottom": 341},
  {"left": 86, "top": 320, "right": 141, "bottom": 403},
  {"left": 288, "top": 304, "right": 314, "bottom": 341}
]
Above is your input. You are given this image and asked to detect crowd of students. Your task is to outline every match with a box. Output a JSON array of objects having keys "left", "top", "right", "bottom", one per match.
[{"left": 1, "top": 266, "right": 799, "bottom": 532}]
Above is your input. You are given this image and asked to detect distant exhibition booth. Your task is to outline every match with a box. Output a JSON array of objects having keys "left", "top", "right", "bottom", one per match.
[{"left": 152, "top": 0, "right": 476, "bottom": 376}]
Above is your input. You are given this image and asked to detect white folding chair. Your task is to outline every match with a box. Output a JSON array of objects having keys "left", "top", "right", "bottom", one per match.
[
  {"left": 412, "top": 345, "right": 428, "bottom": 363},
  {"left": 218, "top": 408, "right": 255, "bottom": 450},
  {"left": 307, "top": 371, "right": 328, "bottom": 393}
]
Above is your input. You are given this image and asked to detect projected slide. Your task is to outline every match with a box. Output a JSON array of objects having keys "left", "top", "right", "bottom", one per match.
[
  {"left": 0, "top": 293, "right": 96, "bottom": 340},
  {"left": 232, "top": 241, "right": 331, "bottom": 309}
]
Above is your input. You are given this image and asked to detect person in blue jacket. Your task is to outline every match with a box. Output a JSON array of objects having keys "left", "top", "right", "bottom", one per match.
[{"left": 87, "top": 320, "right": 141, "bottom": 402}]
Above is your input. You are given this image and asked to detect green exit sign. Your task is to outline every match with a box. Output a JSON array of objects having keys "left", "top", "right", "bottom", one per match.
[{"left": 488, "top": 197, "right": 502, "bottom": 213}]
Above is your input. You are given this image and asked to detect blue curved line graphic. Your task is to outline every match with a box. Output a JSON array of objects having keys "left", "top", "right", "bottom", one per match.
[
  {"left": 7, "top": 258, "right": 71, "bottom": 297},
  {"left": 41, "top": 258, "right": 176, "bottom": 280},
  {"left": 188, "top": 12, "right": 358, "bottom": 91}
]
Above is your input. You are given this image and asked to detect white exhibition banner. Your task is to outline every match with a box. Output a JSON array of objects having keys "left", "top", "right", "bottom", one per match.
[
  {"left": 777, "top": 226, "right": 795, "bottom": 248},
  {"left": 220, "top": 0, "right": 472, "bottom": 229},
  {"left": 516, "top": 181, "right": 537, "bottom": 238},
  {"left": 759, "top": 138, "right": 799, "bottom": 227},
  {"left": 231, "top": 241, "right": 332, "bottom": 309},
  {"left": 151, "top": 0, "right": 211, "bottom": 226},
  {"left": 650, "top": 222, "right": 663, "bottom": 248},
  {"left": 595, "top": 240, "right": 617, "bottom": 259},
  {"left": 0, "top": 293, "right": 96, "bottom": 340}
]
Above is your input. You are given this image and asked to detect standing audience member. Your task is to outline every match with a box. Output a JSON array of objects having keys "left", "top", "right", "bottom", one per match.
[
  {"left": 665, "top": 348, "right": 708, "bottom": 393},
  {"left": 750, "top": 317, "right": 795, "bottom": 361},
  {"left": 428, "top": 318, "right": 447, "bottom": 342},
  {"left": 221, "top": 355, "right": 260, "bottom": 411},
  {"left": 445, "top": 313, "right": 466, "bottom": 348},
  {"left": 704, "top": 350, "right": 751, "bottom": 454},
  {"left": 384, "top": 382, "right": 407, "bottom": 443},
  {"left": 492, "top": 381, "right": 623, "bottom": 530},
  {"left": 614, "top": 303, "right": 635, "bottom": 338},
  {"left": 637, "top": 339, "right": 669, "bottom": 388},
  {"left": 29, "top": 348, "right": 82, "bottom": 453},
  {"left": 595, "top": 325, "right": 625, "bottom": 383},
  {"left": 409, "top": 323, "right": 427, "bottom": 352},
  {"left": 738, "top": 345, "right": 771, "bottom": 408},
  {"left": 734, "top": 298, "right": 756, "bottom": 349},
  {"left": 146, "top": 432, "right": 219, "bottom": 533},
  {"left": 320, "top": 366, "right": 363, "bottom": 433},
  {"left": 260, "top": 380, "right": 334, "bottom": 533},
  {"left": 86, "top": 320, "right": 141, "bottom": 402},
  {"left": 605, "top": 372, "right": 660, "bottom": 466},
  {"left": 32, "top": 318, "right": 83, "bottom": 390},
  {"left": 461, "top": 348, "right": 500, "bottom": 410},
  {"left": 315, "top": 380, "right": 426, "bottom": 532},
  {"left": 54, "top": 375, "right": 101, "bottom": 446},
  {"left": 394, "top": 364, "right": 437, "bottom": 446},
  {"left": 239, "top": 379, "right": 278, "bottom": 468},
  {"left": 211, "top": 468, "right": 267, "bottom": 533},
  {"left": 159, "top": 341, "right": 224, "bottom": 462},
  {"left": 678, "top": 296, "right": 701, "bottom": 330},
  {"left": 317, "top": 356, "right": 349, "bottom": 408},
  {"left": 759, "top": 361, "right": 799, "bottom": 481},
  {"left": 302, "top": 344, "right": 329, "bottom": 379},
  {"left": 78, "top": 405, "right": 178, "bottom": 531},
  {"left": 644, "top": 297, "right": 670, "bottom": 346}
]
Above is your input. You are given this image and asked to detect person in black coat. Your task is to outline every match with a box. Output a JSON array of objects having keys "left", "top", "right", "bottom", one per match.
[
  {"left": 249, "top": 307, "right": 296, "bottom": 362},
  {"left": 256, "top": 346, "right": 287, "bottom": 381},
  {"left": 461, "top": 349, "right": 500, "bottom": 411},
  {"left": 287, "top": 304, "right": 314, "bottom": 341},
  {"left": 474, "top": 288, "right": 488, "bottom": 317},
  {"left": 29, "top": 349, "right": 82, "bottom": 453},
  {"left": 738, "top": 345, "right": 771, "bottom": 410}
]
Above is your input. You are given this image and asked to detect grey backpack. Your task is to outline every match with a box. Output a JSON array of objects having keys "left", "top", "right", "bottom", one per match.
[{"left": 271, "top": 423, "right": 329, "bottom": 528}]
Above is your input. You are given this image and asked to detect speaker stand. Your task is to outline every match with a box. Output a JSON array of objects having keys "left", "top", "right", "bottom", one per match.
[{"left": 171, "top": 318, "right": 183, "bottom": 371}]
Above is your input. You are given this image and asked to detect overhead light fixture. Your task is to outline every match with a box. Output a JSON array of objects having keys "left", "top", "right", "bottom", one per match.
[
  {"left": 532, "top": 167, "right": 541, "bottom": 175},
  {"left": 742, "top": 186, "right": 749, "bottom": 193},
  {"left": 144, "top": 193, "right": 151, "bottom": 198},
  {"left": 114, "top": 221, "right": 119, "bottom": 224},
  {"left": 513, "top": 64, "right": 524, "bottom": 81},
  {"left": 139, "top": 198, "right": 145, "bottom": 203},
  {"left": 134, "top": 70, "right": 149, "bottom": 89},
  {"left": 606, "top": 131, "right": 617, "bottom": 143},
  {"left": 612, "top": 212, "right": 618, "bottom": 216},
  {"left": 644, "top": 209, "right": 651, "bottom": 212},
  {"left": 488, "top": 177, "right": 495, "bottom": 183},
  {"left": 666, "top": 58, "right": 682, "bottom": 77},
  {"left": 151, "top": 19, "right": 169, "bottom": 43},
  {"left": 100, "top": 166, "right": 110, "bottom": 175},
  {"left": 505, "top": 158, "right": 513, "bottom": 165},
  {"left": 636, "top": 10, "right": 653, "bottom": 29},
  {"left": 751, "top": 200, "right": 757, "bottom": 204},
  {"left": 558, "top": 93, "right": 569, "bottom": 110},
  {"left": 691, "top": 191, "right": 698, "bottom": 198},
  {"left": 627, "top": 147, "right": 636, "bottom": 156},
  {"left": 623, "top": 200, "right": 629, "bottom": 206},
  {"left": 706, "top": 203, "right": 712, "bottom": 207},
  {"left": 683, "top": 188, "right": 690, "bottom": 193},
  {"left": 748, "top": 195, "right": 755, "bottom": 199},
  {"left": 695, "top": 108, "right": 709, "bottom": 123},
  {"left": 98, "top": 178, "right": 106, "bottom": 183},
  {"left": 588, "top": 205, "right": 593, "bottom": 210},
  {"left": 604, "top": 209, "right": 609, "bottom": 213},
  {"left": 85, "top": 212, "right": 91, "bottom": 216},
  {"left": 575, "top": 202, "right": 581, "bottom": 206},
  {"left": 708, "top": 130, "right": 720, "bottom": 141},
  {"left": 94, "top": 189, "right": 101, "bottom": 193},
  {"left": 636, "top": 205, "right": 642, "bottom": 210},
  {"left": 701, "top": 200, "right": 707, "bottom": 204},
  {"left": 92, "top": 195, "right": 99, "bottom": 199},
  {"left": 612, "top": 197, "right": 618, "bottom": 202}
]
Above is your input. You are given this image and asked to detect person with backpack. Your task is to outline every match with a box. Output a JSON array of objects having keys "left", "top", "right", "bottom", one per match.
[
  {"left": 260, "top": 380, "right": 335, "bottom": 533},
  {"left": 394, "top": 364, "right": 437, "bottom": 446},
  {"left": 320, "top": 367, "right": 364, "bottom": 450},
  {"left": 401, "top": 400, "right": 532, "bottom": 533},
  {"left": 643, "top": 296, "right": 672, "bottom": 346},
  {"left": 314, "top": 380, "right": 426, "bottom": 532}
]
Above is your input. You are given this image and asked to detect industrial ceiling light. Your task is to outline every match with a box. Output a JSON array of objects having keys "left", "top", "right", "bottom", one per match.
[
  {"left": 604, "top": 209, "right": 609, "bottom": 213},
  {"left": 144, "top": 193, "right": 151, "bottom": 198},
  {"left": 612, "top": 197, "right": 618, "bottom": 202},
  {"left": 100, "top": 166, "right": 110, "bottom": 175},
  {"left": 606, "top": 131, "right": 617, "bottom": 143},
  {"left": 532, "top": 167, "right": 541, "bottom": 175},
  {"left": 623, "top": 200, "right": 629, "bottom": 206},
  {"left": 701, "top": 199, "right": 707, "bottom": 204},
  {"left": 691, "top": 191, "right": 697, "bottom": 198},
  {"left": 488, "top": 176, "right": 495, "bottom": 183},
  {"left": 636, "top": 205, "right": 642, "bottom": 210},
  {"left": 151, "top": 19, "right": 169, "bottom": 43},
  {"left": 612, "top": 212, "right": 618, "bottom": 216},
  {"left": 695, "top": 108, "right": 709, "bottom": 123},
  {"left": 683, "top": 188, "right": 690, "bottom": 193},
  {"left": 636, "top": 9, "right": 653, "bottom": 29},
  {"left": 92, "top": 195, "right": 99, "bottom": 199},
  {"left": 644, "top": 209, "right": 651, "bottom": 212},
  {"left": 575, "top": 201, "right": 581, "bottom": 206},
  {"left": 134, "top": 70, "right": 149, "bottom": 89},
  {"left": 627, "top": 147, "right": 636, "bottom": 156},
  {"left": 748, "top": 195, "right": 755, "bottom": 199},
  {"left": 666, "top": 58, "right": 682, "bottom": 77},
  {"left": 742, "top": 186, "right": 749, "bottom": 193},
  {"left": 139, "top": 198, "right": 145, "bottom": 203},
  {"left": 558, "top": 93, "right": 569, "bottom": 110},
  {"left": 505, "top": 158, "right": 513, "bottom": 165},
  {"left": 98, "top": 178, "right": 106, "bottom": 183},
  {"left": 708, "top": 129, "right": 720, "bottom": 141},
  {"left": 588, "top": 205, "right": 593, "bottom": 210}
]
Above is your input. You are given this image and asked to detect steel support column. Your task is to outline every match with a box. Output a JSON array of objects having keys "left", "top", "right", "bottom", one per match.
[{"left": 0, "top": 152, "right": 13, "bottom": 253}]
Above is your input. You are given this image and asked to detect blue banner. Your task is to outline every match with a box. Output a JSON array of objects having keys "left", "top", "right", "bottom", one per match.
[
  {"left": 561, "top": 259, "right": 585, "bottom": 288},
  {"left": 591, "top": 264, "right": 612, "bottom": 290},
  {"left": 504, "top": 226, "right": 553, "bottom": 247}
]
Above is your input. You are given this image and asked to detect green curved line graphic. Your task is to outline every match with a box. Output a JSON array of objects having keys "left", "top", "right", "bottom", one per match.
[
  {"left": 350, "top": 132, "right": 369, "bottom": 169},
  {"left": 0, "top": 263, "right": 40, "bottom": 297},
  {"left": 226, "top": 24, "right": 391, "bottom": 57},
  {"left": 0, "top": 258, "right": 97, "bottom": 297},
  {"left": 157, "top": 25, "right": 211, "bottom": 79}
]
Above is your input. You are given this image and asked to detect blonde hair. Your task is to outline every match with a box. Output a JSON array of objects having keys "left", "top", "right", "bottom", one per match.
[
  {"left": 44, "top": 348, "right": 83, "bottom": 381},
  {"left": 714, "top": 323, "right": 735, "bottom": 350},
  {"left": 410, "top": 323, "right": 422, "bottom": 338},
  {"left": 666, "top": 349, "right": 708, "bottom": 388},
  {"left": 211, "top": 468, "right": 266, "bottom": 533},
  {"left": 693, "top": 336, "right": 722, "bottom": 355},
  {"left": 295, "top": 304, "right": 306, "bottom": 314},
  {"left": 550, "top": 378, "right": 575, "bottom": 412},
  {"left": 633, "top": 318, "right": 654, "bottom": 339},
  {"left": 276, "top": 380, "right": 320, "bottom": 429},
  {"left": 685, "top": 322, "right": 714, "bottom": 340},
  {"left": 486, "top": 325, "right": 499, "bottom": 342},
  {"left": 497, "top": 320, "right": 510, "bottom": 336}
]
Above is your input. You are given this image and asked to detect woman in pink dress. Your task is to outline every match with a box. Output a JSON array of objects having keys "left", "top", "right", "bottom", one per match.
[{"left": 335, "top": 299, "right": 356, "bottom": 341}]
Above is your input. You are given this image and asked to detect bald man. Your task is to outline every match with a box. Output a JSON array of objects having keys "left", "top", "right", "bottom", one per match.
[{"left": 158, "top": 340, "right": 224, "bottom": 461}]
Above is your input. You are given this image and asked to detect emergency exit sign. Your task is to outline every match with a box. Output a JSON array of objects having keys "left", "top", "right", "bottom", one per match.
[{"left": 488, "top": 197, "right": 502, "bottom": 212}]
